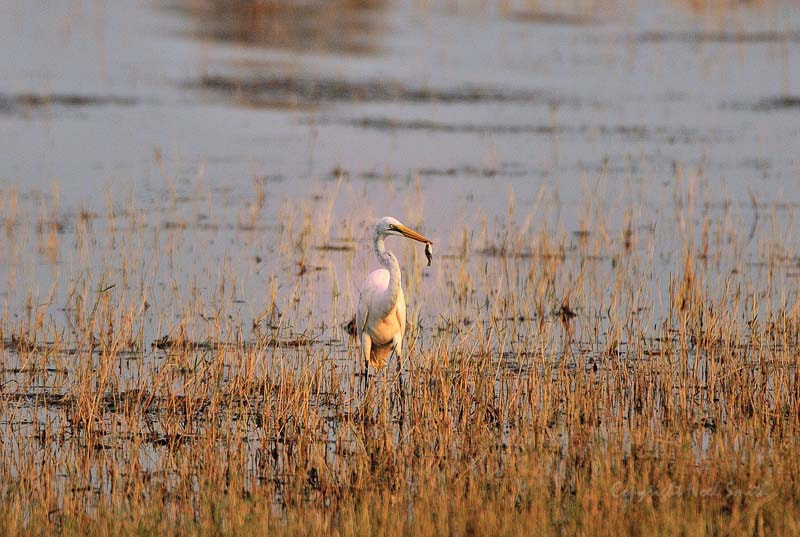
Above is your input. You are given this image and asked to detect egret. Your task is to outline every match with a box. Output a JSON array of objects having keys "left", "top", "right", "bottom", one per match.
[{"left": 355, "top": 216, "right": 432, "bottom": 378}]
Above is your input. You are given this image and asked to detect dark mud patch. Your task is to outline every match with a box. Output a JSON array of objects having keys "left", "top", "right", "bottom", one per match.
[
  {"left": 316, "top": 244, "right": 356, "bottom": 252},
  {"left": 4, "top": 392, "right": 75, "bottom": 407},
  {"left": 163, "top": 0, "right": 388, "bottom": 55},
  {"left": 727, "top": 96, "right": 800, "bottom": 112},
  {"left": 187, "top": 75, "right": 571, "bottom": 107},
  {"left": 752, "top": 96, "right": 800, "bottom": 111},
  {"left": 505, "top": 10, "right": 594, "bottom": 26},
  {"left": 476, "top": 246, "right": 536, "bottom": 259},
  {"left": 3, "top": 337, "right": 76, "bottom": 354},
  {"left": 330, "top": 162, "right": 527, "bottom": 179},
  {"left": 341, "top": 117, "right": 708, "bottom": 143},
  {"left": 2, "top": 367, "right": 68, "bottom": 375},
  {"left": 476, "top": 245, "right": 570, "bottom": 261},
  {"left": 344, "top": 117, "right": 564, "bottom": 134},
  {"left": 634, "top": 30, "right": 800, "bottom": 44},
  {"left": 0, "top": 93, "right": 138, "bottom": 115},
  {"left": 151, "top": 335, "right": 316, "bottom": 351},
  {"left": 417, "top": 162, "right": 527, "bottom": 178}
]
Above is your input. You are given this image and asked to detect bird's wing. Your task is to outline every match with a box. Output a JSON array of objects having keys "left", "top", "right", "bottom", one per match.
[
  {"left": 355, "top": 279, "right": 373, "bottom": 337},
  {"left": 356, "top": 268, "right": 390, "bottom": 336},
  {"left": 356, "top": 291, "right": 369, "bottom": 336},
  {"left": 395, "top": 287, "right": 406, "bottom": 335}
]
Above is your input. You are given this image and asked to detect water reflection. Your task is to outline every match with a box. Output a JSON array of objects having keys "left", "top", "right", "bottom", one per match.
[
  {"left": 674, "top": 0, "right": 767, "bottom": 14},
  {"left": 166, "top": 0, "right": 388, "bottom": 54}
]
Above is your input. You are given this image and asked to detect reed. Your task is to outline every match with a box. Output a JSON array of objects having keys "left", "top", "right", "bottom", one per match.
[{"left": 0, "top": 173, "right": 798, "bottom": 536}]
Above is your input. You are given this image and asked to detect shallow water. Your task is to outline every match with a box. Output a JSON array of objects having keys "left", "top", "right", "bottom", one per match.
[
  {"left": 2, "top": 0, "right": 799, "bottom": 208},
  {"left": 0, "top": 0, "right": 799, "bottom": 342},
  {"left": 0, "top": 0, "right": 798, "bottom": 360}
]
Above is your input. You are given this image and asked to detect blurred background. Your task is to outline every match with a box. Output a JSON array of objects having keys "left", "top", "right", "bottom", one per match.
[{"left": 1, "top": 0, "right": 798, "bottom": 220}]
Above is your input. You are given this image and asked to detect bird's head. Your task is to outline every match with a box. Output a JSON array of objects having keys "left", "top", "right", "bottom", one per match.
[{"left": 376, "top": 216, "right": 432, "bottom": 244}]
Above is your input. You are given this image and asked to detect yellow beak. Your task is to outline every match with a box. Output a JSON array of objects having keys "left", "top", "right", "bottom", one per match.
[{"left": 397, "top": 224, "right": 432, "bottom": 244}]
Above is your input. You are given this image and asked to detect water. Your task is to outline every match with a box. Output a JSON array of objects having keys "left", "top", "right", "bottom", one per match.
[{"left": 2, "top": 0, "right": 798, "bottom": 210}]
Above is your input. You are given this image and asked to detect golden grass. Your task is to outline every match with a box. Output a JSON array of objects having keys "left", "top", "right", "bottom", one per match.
[{"left": 0, "top": 175, "right": 799, "bottom": 536}]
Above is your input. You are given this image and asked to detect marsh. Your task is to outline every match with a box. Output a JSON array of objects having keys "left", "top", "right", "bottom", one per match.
[{"left": 0, "top": 0, "right": 799, "bottom": 534}]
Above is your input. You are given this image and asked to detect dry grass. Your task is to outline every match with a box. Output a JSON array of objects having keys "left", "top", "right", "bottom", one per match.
[{"left": 0, "top": 174, "right": 799, "bottom": 536}]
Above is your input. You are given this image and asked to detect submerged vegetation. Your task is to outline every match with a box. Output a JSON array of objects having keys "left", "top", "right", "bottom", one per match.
[{"left": 0, "top": 173, "right": 799, "bottom": 536}]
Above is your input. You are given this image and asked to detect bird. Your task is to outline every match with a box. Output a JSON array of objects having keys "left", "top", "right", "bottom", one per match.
[{"left": 354, "top": 216, "right": 432, "bottom": 378}]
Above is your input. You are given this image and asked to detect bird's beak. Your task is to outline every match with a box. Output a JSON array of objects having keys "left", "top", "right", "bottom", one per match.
[{"left": 396, "top": 224, "right": 432, "bottom": 244}]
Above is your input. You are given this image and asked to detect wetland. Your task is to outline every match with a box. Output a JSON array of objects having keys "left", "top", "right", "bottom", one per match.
[{"left": 1, "top": 0, "right": 800, "bottom": 535}]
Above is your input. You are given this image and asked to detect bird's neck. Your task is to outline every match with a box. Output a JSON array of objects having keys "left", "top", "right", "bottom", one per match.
[{"left": 374, "top": 235, "right": 402, "bottom": 299}]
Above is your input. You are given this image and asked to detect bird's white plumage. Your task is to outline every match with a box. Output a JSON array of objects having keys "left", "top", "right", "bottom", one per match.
[
  {"left": 357, "top": 268, "right": 405, "bottom": 368},
  {"left": 355, "top": 216, "right": 430, "bottom": 371}
]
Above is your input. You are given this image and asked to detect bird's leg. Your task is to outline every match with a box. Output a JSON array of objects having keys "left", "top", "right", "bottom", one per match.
[
  {"left": 382, "top": 361, "right": 391, "bottom": 417},
  {"left": 361, "top": 333, "right": 372, "bottom": 391},
  {"left": 396, "top": 357, "right": 405, "bottom": 434},
  {"left": 395, "top": 349, "right": 405, "bottom": 419},
  {"left": 390, "top": 336, "right": 405, "bottom": 417},
  {"left": 392, "top": 333, "right": 403, "bottom": 374}
]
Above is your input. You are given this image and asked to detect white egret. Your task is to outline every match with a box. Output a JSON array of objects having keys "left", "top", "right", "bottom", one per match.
[{"left": 355, "top": 216, "right": 432, "bottom": 376}]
